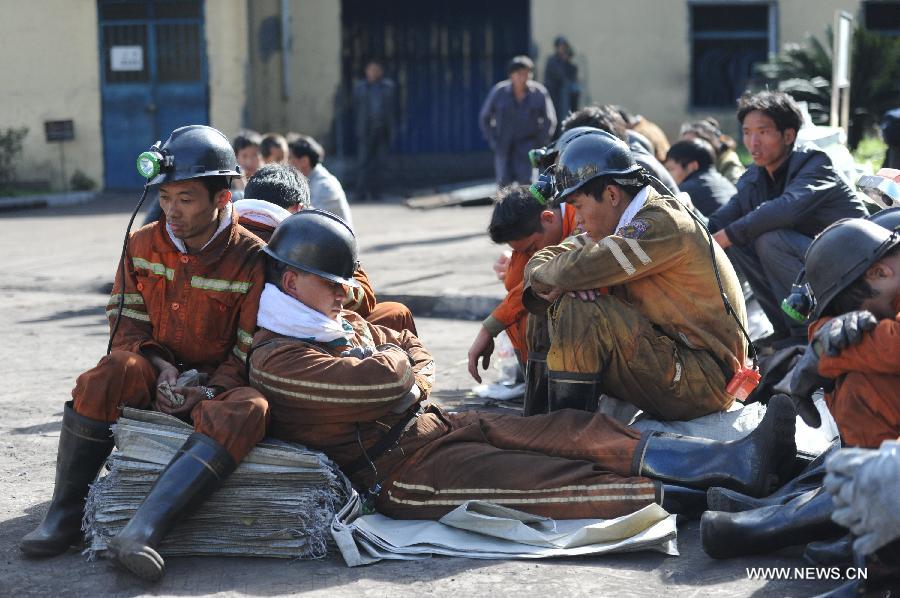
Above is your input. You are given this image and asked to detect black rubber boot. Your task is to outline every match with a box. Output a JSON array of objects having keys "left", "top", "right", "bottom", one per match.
[
  {"left": 523, "top": 356, "right": 549, "bottom": 416},
  {"left": 20, "top": 402, "right": 114, "bottom": 557},
  {"left": 636, "top": 395, "right": 796, "bottom": 497},
  {"left": 661, "top": 485, "right": 708, "bottom": 519},
  {"left": 107, "top": 433, "right": 236, "bottom": 581},
  {"left": 805, "top": 534, "right": 854, "bottom": 567},
  {"left": 547, "top": 372, "right": 601, "bottom": 413},
  {"left": 706, "top": 439, "right": 838, "bottom": 512},
  {"left": 700, "top": 486, "right": 843, "bottom": 559}
]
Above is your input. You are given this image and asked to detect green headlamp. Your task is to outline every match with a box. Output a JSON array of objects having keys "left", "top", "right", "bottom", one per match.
[{"left": 136, "top": 150, "right": 163, "bottom": 179}]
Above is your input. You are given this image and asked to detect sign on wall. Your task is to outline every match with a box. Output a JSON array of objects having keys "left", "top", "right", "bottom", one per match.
[{"left": 110, "top": 46, "right": 144, "bottom": 72}]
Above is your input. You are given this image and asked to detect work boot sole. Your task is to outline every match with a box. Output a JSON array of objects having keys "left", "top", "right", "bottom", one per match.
[
  {"left": 19, "top": 537, "right": 80, "bottom": 558},
  {"left": 109, "top": 542, "right": 165, "bottom": 582}
]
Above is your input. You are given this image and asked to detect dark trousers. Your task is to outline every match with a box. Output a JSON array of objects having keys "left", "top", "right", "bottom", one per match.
[
  {"left": 493, "top": 140, "right": 534, "bottom": 186},
  {"left": 356, "top": 126, "right": 389, "bottom": 198},
  {"left": 727, "top": 229, "right": 812, "bottom": 338}
]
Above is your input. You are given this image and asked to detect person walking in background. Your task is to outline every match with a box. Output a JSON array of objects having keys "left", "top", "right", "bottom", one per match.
[
  {"left": 480, "top": 56, "right": 556, "bottom": 186},
  {"left": 544, "top": 36, "right": 579, "bottom": 129},
  {"left": 352, "top": 59, "right": 396, "bottom": 201}
]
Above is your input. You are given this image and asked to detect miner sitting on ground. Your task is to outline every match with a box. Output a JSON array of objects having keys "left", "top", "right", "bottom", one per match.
[
  {"left": 20, "top": 125, "right": 270, "bottom": 582},
  {"left": 523, "top": 130, "right": 748, "bottom": 421},
  {"left": 698, "top": 212, "right": 900, "bottom": 564},
  {"left": 246, "top": 208, "right": 797, "bottom": 523},
  {"left": 235, "top": 163, "right": 416, "bottom": 335},
  {"left": 467, "top": 185, "right": 578, "bottom": 415}
]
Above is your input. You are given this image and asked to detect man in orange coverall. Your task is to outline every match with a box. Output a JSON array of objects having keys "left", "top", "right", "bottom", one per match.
[
  {"left": 249, "top": 209, "right": 798, "bottom": 522},
  {"left": 20, "top": 126, "right": 269, "bottom": 582},
  {"left": 235, "top": 163, "right": 416, "bottom": 334},
  {"left": 467, "top": 184, "right": 578, "bottom": 415},
  {"left": 791, "top": 210, "right": 900, "bottom": 448}
]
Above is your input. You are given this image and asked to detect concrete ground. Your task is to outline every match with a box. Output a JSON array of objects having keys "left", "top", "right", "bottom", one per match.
[{"left": 0, "top": 195, "right": 847, "bottom": 596}]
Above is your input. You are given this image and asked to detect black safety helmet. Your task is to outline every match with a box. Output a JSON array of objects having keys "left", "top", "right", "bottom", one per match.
[
  {"left": 137, "top": 125, "right": 241, "bottom": 188},
  {"left": 554, "top": 130, "right": 642, "bottom": 202},
  {"left": 528, "top": 126, "right": 607, "bottom": 170},
  {"left": 805, "top": 218, "right": 900, "bottom": 319},
  {"left": 869, "top": 206, "right": 900, "bottom": 232},
  {"left": 263, "top": 209, "right": 361, "bottom": 288}
]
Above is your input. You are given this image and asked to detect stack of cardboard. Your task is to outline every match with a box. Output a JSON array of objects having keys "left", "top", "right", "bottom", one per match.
[{"left": 84, "top": 408, "right": 348, "bottom": 559}]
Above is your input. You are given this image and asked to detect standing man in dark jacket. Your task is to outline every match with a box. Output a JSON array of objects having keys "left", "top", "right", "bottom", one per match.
[
  {"left": 708, "top": 91, "right": 867, "bottom": 344},
  {"left": 480, "top": 56, "right": 556, "bottom": 186},
  {"left": 544, "top": 36, "right": 578, "bottom": 129},
  {"left": 665, "top": 138, "right": 736, "bottom": 217},
  {"left": 353, "top": 59, "right": 396, "bottom": 200}
]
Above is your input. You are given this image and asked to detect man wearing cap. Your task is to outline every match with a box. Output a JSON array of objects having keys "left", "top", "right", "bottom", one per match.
[
  {"left": 248, "top": 209, "right": 797, "bottom": 523},
  {"left": 791, "top": 212, "right": 900, "bottom": 448},
  {"left": 523, "top": 131, "right": 749, "bottom": 420},
  {"left": 20, "top": 125, "right": 269, "bottom": 582},
  {"left": 480, "top": 55, "right": 556, "bottom": 186}
]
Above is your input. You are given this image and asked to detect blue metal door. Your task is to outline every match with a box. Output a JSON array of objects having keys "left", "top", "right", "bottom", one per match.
[
  {"left": 98, "top": 0, "right": 209, "bottom": 189},
  {"left": 339, "top": 0, "right": 530, "bottom": 155}
]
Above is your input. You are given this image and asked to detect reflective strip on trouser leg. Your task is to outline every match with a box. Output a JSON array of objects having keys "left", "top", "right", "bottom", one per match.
[{"left": 546, "top": 294, "right": 732, "bottom": 421}]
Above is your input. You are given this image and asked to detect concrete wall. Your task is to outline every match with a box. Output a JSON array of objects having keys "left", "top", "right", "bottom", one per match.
[
  {"left": 206, "top": 0, "right": 250, "bottom": 140},
  {"left": 247, "top": 0, "right": 342, "bottom": 141},
  {"left": 0, "top": 0, "right": 103, "bottom": 191},
  {"left": 532, "top": 0, "right": 862, "bottom": 143}
]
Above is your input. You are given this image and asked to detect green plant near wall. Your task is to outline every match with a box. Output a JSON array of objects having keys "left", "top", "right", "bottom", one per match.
[
  {"left": 752, "top": 26, "right": 900, "bottom": 150},
  {"left": 0, "top": 127, "right": 29, "bottom": 192}
]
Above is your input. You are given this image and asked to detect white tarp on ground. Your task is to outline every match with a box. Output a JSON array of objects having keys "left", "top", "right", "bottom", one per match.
[
  {"left": 332, "top": 491, "right": 678, "bottom": 567},
  {"left": 84, "top": 408, "right": 349, "bottom": 560}
]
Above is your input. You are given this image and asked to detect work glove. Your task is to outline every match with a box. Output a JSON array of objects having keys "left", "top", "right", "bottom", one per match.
[
  {"left": 825, "top": 441, "right": 900, "bottom": 556},
  {"left": 815, "top": 310, "right": 878, "bottom": 357},
  {"left": 340, "top": 346, "right": 375, "bottom": 360},
  {"left": 788, "top": 345, "right": 830, "bottom": 427}
]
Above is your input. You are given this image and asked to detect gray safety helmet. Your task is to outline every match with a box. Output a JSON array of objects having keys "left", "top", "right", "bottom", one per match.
[
  {"left": 263, "top": 209, "right": 360, "bottom": 288},
  {"left": 806, "top": 218, "right": 900, "bottom": 318},
  {"left": 140, "top": 125, "right": 241, "bottom": 188},
  {"left": 554, "top": 130, "right": 642, "bottom": 202},
  {"left": 868, "top": 206, "right": 900, "bottom": 232}
]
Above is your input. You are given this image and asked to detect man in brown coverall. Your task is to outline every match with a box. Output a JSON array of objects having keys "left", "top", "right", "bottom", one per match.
[
  {"left": 523, "top": 131, "right": 748, "bottom": 420},
  {"left": 20, "top": 126, "right": 269, "bottom": 582},
  {"left": 248, "top": 209, "right": 797, "bottom": 522}
]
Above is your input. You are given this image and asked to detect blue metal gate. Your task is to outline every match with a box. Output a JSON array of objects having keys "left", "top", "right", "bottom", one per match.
[
  {"left": 339, "top": 0, "right": 530, "bottom": 155},
  {"left": 98, "top": 0, "right": 209, "bottom": 189}
]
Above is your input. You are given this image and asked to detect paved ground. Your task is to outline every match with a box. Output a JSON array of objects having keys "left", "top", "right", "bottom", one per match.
[{"left": 0, "top": 195, "right": 847, "bottom": 596}]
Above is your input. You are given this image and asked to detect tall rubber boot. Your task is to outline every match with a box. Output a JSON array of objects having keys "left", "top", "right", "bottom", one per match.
[
  {"left": 20, "top": 401, "right": 114, "bottom": 557},
  {"left": 523, "top": 356, "right": 549, "bottom": 416},
  {"left": 661, "top": 485, "right": 708, "bottom": 519},
  {"left": 636, "top": 395, "right": 796, "bottom": 497},
  {"left": 547, "top": 372, "right": 601, "bottom": 413},
  {"left": 706, "top": 439, "right": 838, "bottom": 512},
  {"left": 700, "top": 487, "right": 843, "bottom": 559},
  {"left": 107, "top": 433, "right": 236, "bottom": 581}
]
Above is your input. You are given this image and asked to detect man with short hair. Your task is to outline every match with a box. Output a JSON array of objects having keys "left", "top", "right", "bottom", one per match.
[
  {"left": 233, "top": 130, "right": 264, "bottom": 181},
  {"left": 248, "top": 209, "right": 797, "bottom": 523},
  {"left": 665, "top": 138, "right": 736, "bottom": 217},
  {"left": 260, "top": 132, "right": 288, "bottom": 164},
  {"left": 708, "top": 91, "right": 868, "bottom": 346},
  {"left": 480, "top": 55, "right": 556, "bottom": 186},
  {"left": 20, "top": 126, "right": 269, "bottom": 581},
  {"left": 288, "top": 135, "right": 353, "bottom": 226},
  {"left": 353, "top": 59, "right": 396, "bottom": 201},
  {"left": 524, "top": 131, "right": 748, "bottom": 421},
  {"left": 467, "top": 185, "right": 578, "bottom": 414}
]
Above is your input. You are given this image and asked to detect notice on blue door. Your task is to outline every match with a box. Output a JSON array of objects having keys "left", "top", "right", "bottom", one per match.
[{"left": 110, "top": 46, "right": 143, "bottom": 72}]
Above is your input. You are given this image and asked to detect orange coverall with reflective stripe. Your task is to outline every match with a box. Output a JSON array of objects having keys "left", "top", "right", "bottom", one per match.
[
  {"left": 72, "top": 213, "right": 268, "bottom": 462},
  {"left": 812, "top": 312, "right": 900, "bottom": 449}
]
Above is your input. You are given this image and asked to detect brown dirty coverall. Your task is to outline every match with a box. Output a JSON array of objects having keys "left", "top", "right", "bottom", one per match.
[
  {"left": 811, "top": 312, "right": 900, "bottom": 449},
  {"left": 238, "top": 215, "right": 416, "bottom": 335},
  {"left": 249, "top": 311, "right": 659, "bottom": 520},
  {"left": 524, "top": 189, "right": 748, "bottom": 421},
  {"left": 72, "top": 215, "right": 269, "bottom": 462}
]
